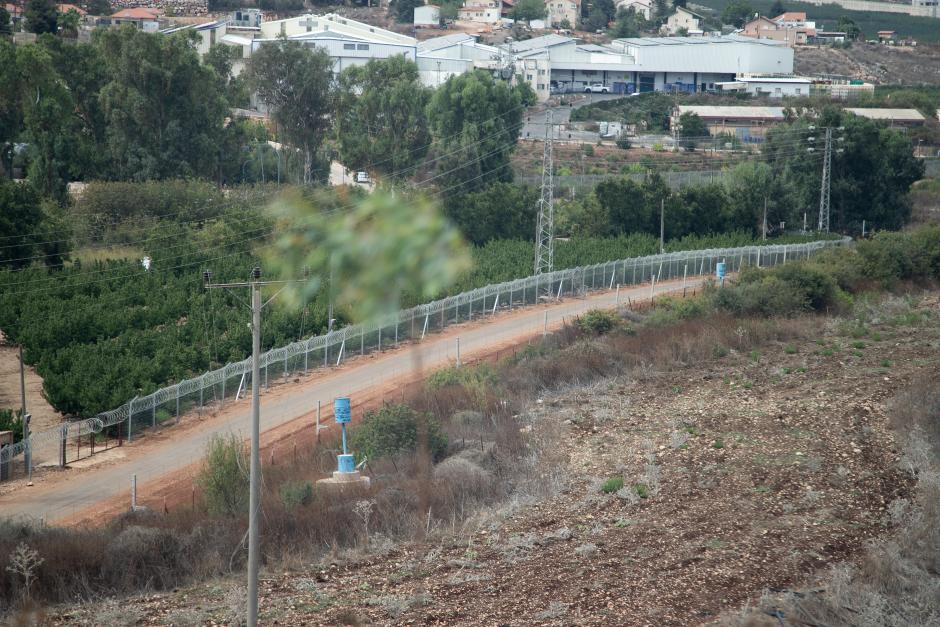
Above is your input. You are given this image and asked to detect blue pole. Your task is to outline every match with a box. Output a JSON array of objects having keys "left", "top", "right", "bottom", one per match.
[{"left": 341, "top": 424, "right": 348, "bottom": 456}]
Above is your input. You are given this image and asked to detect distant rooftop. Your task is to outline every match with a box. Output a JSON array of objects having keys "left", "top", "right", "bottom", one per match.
[
  {"left": 614, "top": 34, "right": 788, "bottom": 47},
  {"left": 677, "top": 105, "right": 786, "bottom": 119},
  {"left": 845, "top": 108, "right": 924, "bottom": 122}
]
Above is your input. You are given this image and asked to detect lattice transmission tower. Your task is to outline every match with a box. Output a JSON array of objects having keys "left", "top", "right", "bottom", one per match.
[
  {"left": 534, "top": 109, "right": 554, "bottom": 278},
  {"left": 817, "top": 127, "right": 832, "bottom": 232}
]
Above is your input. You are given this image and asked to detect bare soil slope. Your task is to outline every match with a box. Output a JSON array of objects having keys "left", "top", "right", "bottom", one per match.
[
  {"left": 795, "top": 43, "right": 940, "bottom": 85},
  {"left": 47, "top": 294, "right": 939, "bottom": 625}
]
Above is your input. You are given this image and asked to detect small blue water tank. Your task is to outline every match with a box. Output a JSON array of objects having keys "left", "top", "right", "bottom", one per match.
[
  {"left": 337, "top": 453, "right": 355, "bottom": 473},
  {"left": 716, "top": 262, "right": 726, "bottom": 281},
  {"left": 334, "top": 397, "right": 351, "bottom": 424}
]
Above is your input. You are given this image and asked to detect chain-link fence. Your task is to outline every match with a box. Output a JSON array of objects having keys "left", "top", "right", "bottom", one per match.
[{"left": 0, "top": 237, "right": 850, "bottom": 475}]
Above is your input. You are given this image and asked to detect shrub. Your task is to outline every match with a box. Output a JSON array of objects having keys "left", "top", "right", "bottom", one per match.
[
  {"left": 769, "top": 263, "right": 841, "bottom": 311},
  {"left": 644, "top": 295, "right": 709, "bottom": 326},
  {"left": 711, "top": 276, "right": 809, "bottom": 316},
  {"left": 615, "top": 135, "right": 631, "bottom": 150},
  {"left": 911, "top": 224, "right": 940, "bottom": 280},
  {"left": 577, "top": 309, "right": 620, "bottom": 335},
  {"left": 73, "top": 180, "right": 227, "bottom": 243},
  {"left": 427, "top": 363, "right": 497, "bottom": 391},
  {"left": 102, "top": 526, "right": 186, "bottom": 591},
  {"left": 350, "top": 404, "right": 448, "bottom": 463},
  {"left": 280, "top": 481, "right": 314, "bottom": 510},
  {"left": 196, "top": 434, "right": 249, "bottom": 516},
  {"left": 857, "top": 231, "right": 930, "bottom": 286},
  {"left": 601, "top": 477, "right": 624, "bottom": 493},
  {"left": 0, "top": 409, "right": 23, "bottom": 443}
]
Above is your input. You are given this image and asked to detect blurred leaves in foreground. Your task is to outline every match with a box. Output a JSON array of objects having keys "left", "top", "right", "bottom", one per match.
[{"left": 266, "top": 189, "right": 472, "bottom": 322}]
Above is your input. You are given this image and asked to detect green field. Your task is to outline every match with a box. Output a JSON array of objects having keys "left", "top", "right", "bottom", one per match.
[{"left": 691, "top": 0, "right": 940, "bottom": 43}]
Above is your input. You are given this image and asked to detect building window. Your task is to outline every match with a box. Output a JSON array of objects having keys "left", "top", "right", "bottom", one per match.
[
  {"left": 775, "top": 87, "right": 782, "bottom": 95},
  {"left": 795, "top": 87, "right": 801, "bottom": 95},
  {"left": 526, "top": 74, "right": 533, "bottom": 80},
  {"left": 538, "top": 83, "right": 545, "bottom": 90},
  {"left": 343, "top": 43, "right": 356, "bottom": 50},
  {"left": 538, "top": 69, "right": 545, "bottom": 75},
  {"left": 357, "top": 44, "right": 369, "bottom": 50}
]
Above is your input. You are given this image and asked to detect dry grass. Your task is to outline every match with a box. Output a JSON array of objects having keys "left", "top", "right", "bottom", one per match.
[{"left": 0, "top": 309, "right": 847, "bottom": 616}]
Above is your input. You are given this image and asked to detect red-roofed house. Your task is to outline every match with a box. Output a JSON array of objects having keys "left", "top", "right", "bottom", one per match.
[
  {"left": 742, "top": 12, "right": 815, "bottom": 46},
  {"left": 56, "top": 3, "right": 87, "bottom": 15},
  {"left": 106, "top": 6, "right": 162, "bottom": 30}
]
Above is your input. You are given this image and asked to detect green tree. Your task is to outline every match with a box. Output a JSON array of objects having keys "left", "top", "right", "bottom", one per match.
[
  {"left": 334, "top": 56, "right": 432, "bottom": 179},
  {"left": 0, "top": 181, "right": 44, "bottom": 268},
  {"left": 676, "top": 183, "right": 729, "bottom": 235},
  {"left": 511, "top": 0, "right": 546, "bottom": 23},
  {"left": 0, "top": 6, "right": 12, "bottom": 35},
  {"left": 205, "top": 43, "right": 249, "bottom": 108},
  {"left": 724, "top": 161, "right": 784, "bottom": 236},
  {"left": 836, "top": 16, "right": 860, "bottom": 41},
  {"left": 25, "top": 0, "right": 57, "bottom": 34},
  {"left": 426, "top": 69, "right": 534, "bottom": 196},
  {"left": 248, "top": 40, "right": 333, "bottom": 185},
  {"left": 769, "top": 0, "right": 785, "bottom": 16},
  {"left": 583, "top": 7, "right": 609, "bottom": 31},
  {"left": 440, "top": 1, "right": 459, "bottom": 20},
  {"left": 612, "top": 6, "right": 645, "bottom": 37},
  {"left": 391, "top": 0, "right": 423, "bottom": 22},
  {"left": 84, "top": 0, "right": 112, "bottom": 15},
  {"left": 14, "top": 41, "right": 91, "bottom": 198},
  {"left": 0, "top": 40, "right": 22, "bottom": 178},
  {"left": 97, "top": 28, "right": 228, "bottom": 181},
  {"left": 444, "top": 182, "right": 538, "bottom": 244},
  {"left": 678, "top": 111, "right": 706, "bottom": 150},
  {"left": 764, "top": 112, "right": 923, "bottom": 233},
  {"left": 57, "top": 8, "right": 80, "bottom": 37},
  {"left": 350, "top": 404, "right": 447, "bottom": 463},
  {"left": 595, "top": 177, "right": 653, "bottom": 234},
  {"left": 721, "top": 0, "right": 753, "bottom": 27}
]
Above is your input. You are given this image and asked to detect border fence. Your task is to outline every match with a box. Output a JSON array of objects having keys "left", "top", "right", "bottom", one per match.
[{"left": 0, "top": 237, "right": 850, "bottom": 477}]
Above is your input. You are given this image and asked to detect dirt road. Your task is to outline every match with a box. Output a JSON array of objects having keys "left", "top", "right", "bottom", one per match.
[
  {"left": 0, "top": 278, "right": 700, "bottom": 524},
  {"left": 0, "top": 341, "right": 62, "bottom": 433}
]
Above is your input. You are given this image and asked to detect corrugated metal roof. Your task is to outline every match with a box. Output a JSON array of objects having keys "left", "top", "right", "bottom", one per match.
[
  {"left": 510, "top": 34, "right": 573, "bottom": 52},
  {"left": 418, "top": 33, "right": 476, "bottom": 51},
  {"left": 677, "top": 105, "right": 786, "bottom": 119},
  {"left": 845, "top": 108, "right": 925, "bottom": 122},
  {"left": 614, "top": 34, "right": 788, "bottom": 47}
]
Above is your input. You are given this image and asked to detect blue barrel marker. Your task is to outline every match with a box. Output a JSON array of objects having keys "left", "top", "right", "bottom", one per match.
[
  {"left": 334, "top": 397, "right": 353, "bottom": 474},
  {"left": 716, "top": 262, "right": 726, "bottom": 287}
]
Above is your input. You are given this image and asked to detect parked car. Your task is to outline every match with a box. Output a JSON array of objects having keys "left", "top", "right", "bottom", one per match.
[{"left": 584, "top": 83, "right": 610, "bottom": 93}]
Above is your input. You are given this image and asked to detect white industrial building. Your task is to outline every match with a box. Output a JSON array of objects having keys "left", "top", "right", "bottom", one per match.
[
  {"left": 414, "top": 4, "right": 441, "bottom": 27},
  {"left": 457, "top": 0, "right": 502, "bottom": 23},
  {"left": 252, "top": 14, "right": 420, "bottom": 75},
  {"left": 417, "top": 33, "right": 505, "bottom": 86},
  {"left": 715, "top": 75, "right": 812, "bottom": 98},
  {"left": 244, "top": 15, "right": 505, "bottom": 88},
  {"left": 507, "top": 34, "right": 795, "bottom": 100}
]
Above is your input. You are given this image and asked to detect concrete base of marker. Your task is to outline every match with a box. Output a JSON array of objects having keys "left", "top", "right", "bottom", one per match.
[{"left": 316, "top": 470, "right": 371, "bottom": 490}]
